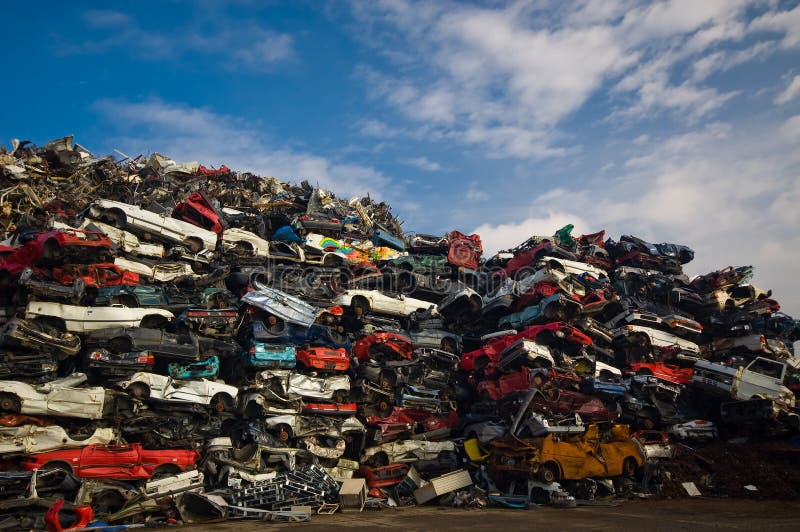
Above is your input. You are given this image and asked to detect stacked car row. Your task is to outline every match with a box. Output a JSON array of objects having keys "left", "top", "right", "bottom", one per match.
[{"left": 0, "top": 136, "right": 797, "bottom": 528}]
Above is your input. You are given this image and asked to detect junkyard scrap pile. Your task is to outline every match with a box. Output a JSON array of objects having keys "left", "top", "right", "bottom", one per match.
[{"left": 0, "top": 136, "right": 798, "bottom": 530}]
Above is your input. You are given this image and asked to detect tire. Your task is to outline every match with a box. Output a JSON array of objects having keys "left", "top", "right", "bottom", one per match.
[
  {"left": 265, "top": 316, "right": 286, "bottom": 335},
  {"left": 150, "top": 464, "right": 181, "bottom": 480},
  {"left": 210, "top": 393, "right": 233, "bottom": 413},
  {"left": 91, "top": 489, "right": 127, "bottom": 514},
  {"left": 547, "top": 260, "right": 566, "bottom": 273},
  {"left": 323, "top": 254, "right": 341, "bottom": 268},
  {"left": 351, "top": 296, "right": 369, "bottom": 317},
  {"left": 622, "top": 457, "right": 638, "bottom": 478},
  {"left": 376, "top": 400, "right": 393, "bottom": 418},
  {"left": 185, "top": 238, "right": 203, "bottom": 253},
  {"left": 539, "top": 462, "right": 559, "bottom": 483},
  {"left": 234, "top": 242, "right": 252, "bottom": 256},
  {"left": 276, "top": 424, "right": 293, "bottom": 443},
  {"left": 372, "top": 451, "right": 389, "bottom": 467},
  {"left": 532, "top": 374, "right": 545, "bottom": 387},
  {"left": 333, "top": 389, "right": 349, "bottom": 404},
  {"left": 378, "top": 371, "right": 395, "bottom": 390},
  {"left": 128, "top": 382, "right": 150, "bottom": 400},
  {"left": 105, "top": 210, "right": 127, "bottom": 229},
  {"left": 0, "top": 393, "right": 21, "bottom": 413}
]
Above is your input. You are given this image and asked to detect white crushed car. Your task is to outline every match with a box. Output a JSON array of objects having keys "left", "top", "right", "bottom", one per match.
[
  {"left": 0, "top": 373, "right": 107, "bottom": 419},
  {"left": 74, "top": 219, "right": 165, "bottom": 259},
  {"left": 90, "top": 199, "right": 218, "bottom": 252},
  {"left": 333, "top": 289, "right": 437, "bottom": 318},
  {"left": 0, "top": 425, "right": 118, "bottom": 455},
  {"left": 256, "top": 369, "right": 350, "bottom": 402},
  {"left": 25, "top": 301, "right": 174, "bottom": 332},
  {"left": 119, "top": 372, "right": 238, "bottom": 412}
]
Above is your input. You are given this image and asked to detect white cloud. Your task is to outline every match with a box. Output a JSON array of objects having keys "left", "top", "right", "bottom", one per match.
[
  {"left": 780, "top": 114, "right": 800, "bottom": 144},
  {"left": 352, "top": 1, "right": 782, "bottom": 158},
  {"left": 91, "top": 98, "right": 394, "bottom": 201},
  {"left": 749, "top": 3, "right": 800, "bottom": 49},
  {"left": 403, "top": 157, "right": 441, "bottom": 171},
  {"left": 775, "top": 75, "right": 800, "bottom": 104}
]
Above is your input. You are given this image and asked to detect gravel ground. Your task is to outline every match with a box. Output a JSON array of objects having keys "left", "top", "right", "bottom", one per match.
[{"left": 186, "top": 499, "right": 800, "bottom": 531}]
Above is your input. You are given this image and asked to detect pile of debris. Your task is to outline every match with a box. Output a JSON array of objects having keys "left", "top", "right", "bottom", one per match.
[{"left": 0, "top": 136, "right": 798, "bottom": 529}]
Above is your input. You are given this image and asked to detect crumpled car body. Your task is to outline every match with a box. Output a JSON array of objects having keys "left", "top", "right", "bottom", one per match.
[
  {"left": 256, "top": 369, "right": 350, "bottom": 402},
  {"left": 498, "top": 293, "right": 583, "bottom": 329},
  {"left": 362, "top": 439, "right": 456, "bottom": 464},
  {"left": 79, "top": 219, "right": 165, "bottom": 259},
  {"left": 84, "top": 327, "right": 199, "bottom": 360},
  {"left": 241, "top": 342, "right": 296, "bottom": 369},
  {"left": 0, "top": 373, "right": 106, "bottom": 419},
  {"left": 2, "top": 318, "right": 81, "bottom": 358},
  {"left": 168, "top": 356, "right": 220, "bottom": 380},
  {"left": 24, "top": 301, "right": 174, "bottom": 333},
  {"left": 489, "top": 424, "right": 643, "bottom": 482},
  {"left": 0, "top": 425, "right": 118, "bottom": 455},
  {"left": 447, "top": 231, "right": 482, "bottom": 270},
  {"left": 85, "top": 349, "right": 155, "bottom": 380},
  {"left": 333, "top": 289, "right": 437, "bottom": 318},
  {"left": 21, "top": 442, "right": 200, "bottom": 479},
  {"left": 0, "top": 229, "right": 112, "bottom": 275},
  {"left": 630, "top": 362, "right": 693, "bottom": 385},
  {"left": 91, "top": 199, "right": 218, "bottom": 252},
  {"left": 296, "top": 347, "right": 350, "bottom": 372},
  {"left": 119, "top": 372, "right": 238, "bottom": 411},
  {"left": 0, "top": 350, "right": 58, "bottom": 381},
  {"left": 51, "top": 262, "right": 140, "bottom": 289},
  {"left": 241, "top": 282, "right": 319, "bottom": 328}
]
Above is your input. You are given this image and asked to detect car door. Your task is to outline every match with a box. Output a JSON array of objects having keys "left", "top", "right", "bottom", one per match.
[
  {"left": 739, "top": 358, "right": 786, "bottom": 399},
  {"left": 83, "top": 306, "right": 136, "bottom": 331},
  {"left": 44, "top": 385, "right": 104, "bottom": 419},
  {"left": 78, "top": 444, "right": 142, "bottom": 479},
  {"left": 161, "top": 377, "right": 207, "bottom": 404}
]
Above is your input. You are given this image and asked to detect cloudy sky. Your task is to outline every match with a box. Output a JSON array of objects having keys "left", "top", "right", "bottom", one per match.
[{"left": 2, "top": 0, "right": 799, "bottom": 314}]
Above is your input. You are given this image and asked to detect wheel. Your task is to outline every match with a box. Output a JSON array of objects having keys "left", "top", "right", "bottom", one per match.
[
  {"left": 372, "top": 451, "right": 389, "bottom": 467},
  {"left": 0, "top": 393, "right": 21, "bottom": 413},
  {"left": 65, "top": 422, "right": 98, "bottom": 441},
  {"left": 150, "top": 464, "right": 181, "bottom": 480},
  {"left": 108, "top": 336, "right": 133, "bottom": 353},
  {"left": 185, "top": 238, "right": 202, "bottom": 253},
  {"left": 376, "top": 400, "right": 393, "bottom": 417},
  {"left": 333, "top": 389, "right": 348, "bottom": 404},
  {"left": 265, "top": 315, "right": 286, "bottom": 335},
  {"left": 323, "top": 254, "right": 341, "bottom": 268},
  {"left": 234, "top": 242, "right": 251, "bottom": 256},
  {"left": 622, "top": 457, "right": 638, "bottom": 478},
  {"left": 276, "top": 424, "right": 293, "bottom": 443},
  {"left": 532, "top": 374, "right": 545, "bottom": 387},
  {"left": 105, "top": 210, "right": 127, "bottom": 229},
  {"left": 91, "top": 489, "right": 127, "bottom": 514},
  {"left": 210, "top": 393, "right": 233, "bottom": 413},
  {"left": 128, "top": 382, "right": 150, "bottom": 400},
  {"left": 351, "top": 296, "right": 369, "bottom": 317},
  {"left": 539, "top": 462, "right": 559, "bottom": 483}
]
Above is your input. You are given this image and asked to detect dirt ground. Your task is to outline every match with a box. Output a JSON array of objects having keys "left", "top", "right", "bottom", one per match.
[{"left": 188, "top": 499, "right": 800, "bottom": 531}]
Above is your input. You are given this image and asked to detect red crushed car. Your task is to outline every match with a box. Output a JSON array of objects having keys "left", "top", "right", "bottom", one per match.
[
  {"left": 172, "top": 192, "right": 226, "bottom": 234},
  {"left": 531, "top": 387, "right": 618, "bottom": 423},
  {"left": 477, "top": 367, "right": 548, "bottom": 401},
  {"left": 354, "top": 332, "right": 413, "bottom": 361},
  {"left": 447, "top": 231, "right": 482, "bottom": 270},
  {"left": 0, "top": 229, "right": 112, "bottom": 274},
  {"left": 629, "top": 363, "right": 693, "bottom": 386},
  {"left": 359, "top": 463, "right": 409, "bottom": 488},
  {"left": 52, "top": 263, "right": 139, "bottom": 288},
  {"left": 296, "top": 347, "right": 350, "bottom": 372},
  {"left": 461, "top": 322, "right": 592, "bottom": 372},
  {"left": 21, "top": 443, "right": 199, "bottom": 480}
]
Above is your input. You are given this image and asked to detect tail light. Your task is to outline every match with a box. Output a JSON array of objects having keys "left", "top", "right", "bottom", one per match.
[
  {"left": 329, "top": 306, "right": 343, "bottom": 316},
  {"left": 138, "top": 354, "right": 155, "bottom": 364},
  {"left": 249, "top": 345, "right": 256, "bottom": 356}
]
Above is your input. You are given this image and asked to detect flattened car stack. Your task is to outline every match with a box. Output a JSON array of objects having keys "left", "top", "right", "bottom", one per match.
[{"left": 0, "top": 136, "right": 797, "bottom": 528}]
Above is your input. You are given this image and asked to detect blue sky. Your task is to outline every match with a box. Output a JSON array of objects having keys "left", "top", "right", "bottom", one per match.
[{"left": 2, "top": 0, "right": 800, "bottom": 314}]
